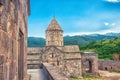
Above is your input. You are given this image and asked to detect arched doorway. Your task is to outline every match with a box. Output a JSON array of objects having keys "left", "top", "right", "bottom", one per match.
[{"left": 85, "top": 60, "right": 92, "bottom": 73}]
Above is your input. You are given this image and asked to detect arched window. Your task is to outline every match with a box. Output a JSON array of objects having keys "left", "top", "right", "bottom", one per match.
[
  {"left": 57, "top": 60, "right": 59, "bottom": 66},
  {"left": 52, "top": 53, "right": 54, "bottom": 58}
]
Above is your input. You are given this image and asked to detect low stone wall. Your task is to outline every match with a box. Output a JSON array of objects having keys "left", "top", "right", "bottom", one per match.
[
  {"left": 43, "top": 63, "right": 69, "bottom": 80},
  {"left": 98, "top": 60, "right": 120, "bottom": 72},
  {"left": 27, "top": 64, "right": 40, "bottom": 69},
  {"left": 42, "top": 64, "right": 55, "bottom": 80}
]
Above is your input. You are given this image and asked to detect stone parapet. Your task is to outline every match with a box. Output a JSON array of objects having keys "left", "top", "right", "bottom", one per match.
[{"left": 43, "top": 63, "right": 69, "bottom": 80}]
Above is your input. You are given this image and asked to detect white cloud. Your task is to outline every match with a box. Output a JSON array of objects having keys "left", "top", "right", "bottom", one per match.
[
  {"left": 105, "top": 0, "right": 120, "bottom": 3},
  {"left": 104, "top": 22, "right": 116, "bottom": 27},
  {"left": 104, "top": 22, "right": 109, "bottom": 26},
  {"left": 111, "top": 23, "right": 116, "bottom": 26},
  {"left": 64, "top": 23, "right": 120, "bottom": 36}
]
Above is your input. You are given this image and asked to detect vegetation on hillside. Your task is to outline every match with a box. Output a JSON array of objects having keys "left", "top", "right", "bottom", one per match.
[
  {"left": 80, "top": 37, "right": 120, "bottom": 60},
  {"left": 28, "top": 37, "right": 45, "bottom": 47},
  {"left": 28, "top": 33, "right": 120, "bottom": 47}
]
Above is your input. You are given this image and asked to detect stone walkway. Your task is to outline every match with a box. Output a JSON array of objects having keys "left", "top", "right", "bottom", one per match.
[
  {"left": 99, "top": 70, "right": 120, "bottom": 80},
  {"left": 27, "top": 69, "right": 48, "bottom": 80},
  {"left": 27, "top": 68, "right": 120, "bottom": 80}
]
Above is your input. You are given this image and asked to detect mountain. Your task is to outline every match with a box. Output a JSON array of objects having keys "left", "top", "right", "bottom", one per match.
[
  {"left": 28, "top": 33, "right": 120, "bottom": 47},
  {"left": 80, "top": 37, "right": 120, "bottom": 60}
]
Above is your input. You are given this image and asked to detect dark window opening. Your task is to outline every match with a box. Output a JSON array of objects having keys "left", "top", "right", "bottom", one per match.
[
  {"left": 105, "top": 67, "right": 107, "bottom": 70},
  {"left": 52, "top": 53, "right": 54, "bottom": 58},
  {"left": 0, "top": 2, "right": 3, "bottom": 12},
  {"left": 0, "top": 55, "right": 4, "bottom": 80},
  {"left": 0, "top": 3, "right": 3, "bottom": 7},
  {"left": 57, "top": 60, "right": 59, "bottom": 66},
  {"left": 48, "top": 41, "right": 49, "bottom": 45}
]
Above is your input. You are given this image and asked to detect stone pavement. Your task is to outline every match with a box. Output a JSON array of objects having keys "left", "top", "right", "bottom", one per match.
[
  {"left": 27, "top": 63, "right": 69, "bottom": 80},
  {"left": 27, "top": 69, "right": 48, "bottom": 80}
]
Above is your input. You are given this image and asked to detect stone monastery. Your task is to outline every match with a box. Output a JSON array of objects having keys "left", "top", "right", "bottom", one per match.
[{"left": 27, "top": 18, "right": 99, "bottom": 78}]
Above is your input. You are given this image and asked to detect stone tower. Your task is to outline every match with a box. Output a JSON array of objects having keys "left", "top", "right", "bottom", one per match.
[{"left": 46, "top": 18, "right": 63, "bottom": 46}]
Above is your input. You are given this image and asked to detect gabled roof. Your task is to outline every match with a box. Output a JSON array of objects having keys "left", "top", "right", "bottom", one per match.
[
  {"left": 43, "top": 46, "right": 64, "bottom": 54},
  {"left": 27, "top": 47, "right": 46, "bottom": 53},
  {"left": 27, "top": 45, "right": 80, "bottom": 54},
  {"left": 46, "top": 18, "right": 63, "bottom": 31},
  {"left": 62, "top": 45, "right": 80, "bottom": 53},
  {"left": 57, "top": 45, "right": 80, "bottom": 53}
]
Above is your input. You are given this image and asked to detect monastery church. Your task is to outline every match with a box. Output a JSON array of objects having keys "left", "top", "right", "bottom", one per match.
[{"left": 27, "top": 18, "right": 98, "bottom": 78}]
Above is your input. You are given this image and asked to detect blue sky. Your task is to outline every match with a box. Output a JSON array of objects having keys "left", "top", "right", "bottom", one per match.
[{"left": 28, "top": 0, "right": 120, "bottom": 38}]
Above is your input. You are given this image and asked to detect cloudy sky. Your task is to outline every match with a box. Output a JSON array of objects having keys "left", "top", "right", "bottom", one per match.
[{"left": 28, "top": 0, "right": 120, "bottom": 37}]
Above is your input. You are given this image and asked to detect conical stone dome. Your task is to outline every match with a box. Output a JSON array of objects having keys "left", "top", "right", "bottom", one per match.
[{"left": 46, "top": 18, "right": 63, "bottom": 31}]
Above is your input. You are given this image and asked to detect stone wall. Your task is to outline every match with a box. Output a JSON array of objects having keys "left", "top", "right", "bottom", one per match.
[
  {"left": 27, "top": 48, "right": 43, "bottom": 69},
  {"left": 0, "top": 0, "right": 30, "bottom": 80},
  {"left": 63, "top": 58, "right": 81, "bottom": 77},
  {"left": 81, "top": 52, "right": 98, "bottom": 75},
  {"left": 46, "top": 30, "right": 63, "bottom": 46},
  {"left": 98, "top": 60, "right": 120, "bottom": 72},
  {"left": 62, "top": 52, "right": 82, "bottom": 77}
]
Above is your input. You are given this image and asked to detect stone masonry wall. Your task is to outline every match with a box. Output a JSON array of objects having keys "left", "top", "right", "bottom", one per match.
[
  {"left": 27, "top": 47, "right": 82, "bottom": 78},
  {"left": 0, "top": 0, "right": 30, "bottom": 80},
  {"left": 98, "top": 60, "right": 120, "bottom": 72},
  {"left": 62, "top": 59, "right": 81, "bottom": 77},
  {"left": 46, "top": 30, "right": 63, "bottom": 46}
]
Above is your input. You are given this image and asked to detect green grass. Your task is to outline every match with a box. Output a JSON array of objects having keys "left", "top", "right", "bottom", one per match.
[
  {"left": 82, "top": 74, "right": 99, "bottom": 78},
  {"left": 71, "top": 76, "right": 80, "bottom": 80},
  {"left": 71, "top": 74, "right": 101, "bottom": 80},
  {"left": 109, "top": 70, "right": 120, "bottom": 73}
]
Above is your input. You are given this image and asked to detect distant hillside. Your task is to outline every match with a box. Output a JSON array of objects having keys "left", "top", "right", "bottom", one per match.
[
  {"left": 28, "top": 37, "right": 45, "bottom": 47},
  {"left": 28, "top": 33, "right": 120, "bottom": 47},
  {"left": 81, "top": 37, "right": 120, "bottom": 60}
]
